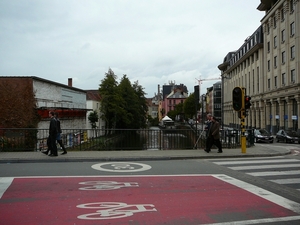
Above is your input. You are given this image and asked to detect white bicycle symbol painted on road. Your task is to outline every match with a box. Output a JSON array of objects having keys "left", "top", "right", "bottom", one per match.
[
  {"left": 77, "top": 202, "right": 157, "bottom": 220},
  {"left": 91, "top": 162, "right": 152, "bottom": 172},
  {"left": 79, "top": 181, "right": 139, "bottom": 190}
]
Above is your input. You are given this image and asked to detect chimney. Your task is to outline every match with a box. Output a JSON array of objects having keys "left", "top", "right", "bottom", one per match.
[{"left": 68, "top": 78, "right": 72, "bottom": 87}]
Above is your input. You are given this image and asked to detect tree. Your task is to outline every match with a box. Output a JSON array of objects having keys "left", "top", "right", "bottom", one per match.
[
  {"left": 99, "top": 68, "right": 120, "bottom": 133},
  {"left": 167, "top": 102, "right": 184, "bottom": 121},
  {"left": 99, "top": 69, "right": 148, "bottom": 131},
  {"left": 116, "top": 75, "right": 135, "bottom": 129},
  {"left": 183, "top": 93, "right": 199, "bottom": 119},
  {"left": 88, "top": 111, "right": 99, "bottom": 128},
  {"left": 0, "top": 79, "right": 40, "bottom": 128},
  {"left": 132, "top": 80, "right": 148, "bottom": 129},
  {"left": 116, "top": 76, "right": 148, "bottom": 129}
]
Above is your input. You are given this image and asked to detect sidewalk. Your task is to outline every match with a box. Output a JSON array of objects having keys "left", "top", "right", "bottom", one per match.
[{"left": 0, "top": 145, "right": 292, "bottom": 163}]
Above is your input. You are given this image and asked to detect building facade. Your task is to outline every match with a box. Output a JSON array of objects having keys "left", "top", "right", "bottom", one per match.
[
  {"left": 219, "top": 0, "right": 300, "bottom": 134},
  {"left": 86, "top": 90, "right": 106, "bottom": 137}
]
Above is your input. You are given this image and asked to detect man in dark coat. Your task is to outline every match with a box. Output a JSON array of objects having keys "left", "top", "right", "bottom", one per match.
[
  {"left": 206, "top": 116, "right": 223, "bottom": 153},
  {"left": 47, "top": 111, "right": 58, "bottom": 156},
  {"left": 54, "top": 112, "right": 67, "bottom": 155},
  {"left": 204, "top": 113, "right": 212, "bottom": 152}
]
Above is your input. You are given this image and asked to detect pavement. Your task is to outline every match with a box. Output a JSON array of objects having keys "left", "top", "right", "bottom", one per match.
[{"left": 0, "top": 144, "right": 296, "bottom": 163}]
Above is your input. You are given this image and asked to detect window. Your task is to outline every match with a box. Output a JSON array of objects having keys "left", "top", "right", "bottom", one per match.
[
  {"left": 281, "top": 29, "right": 285, "bottom": 42},
  {"left": 291, "top": 69, "right": 295, "bottom": 83},
  {"left": 274, "top": 76, "right": 277, "bottom": 87},
  {"left": 274, "top": 36, "right": 277, "bottom": 48},
  {"left": 267, "top": 60, "right": 270, "bottom": 71},
  {"left": 257, "top": 67, "right": 259, "bottom": 93},
  {"left": 290, "top": 0, "right": 295, "bottom": 12},
  {"left": 267, "top": 41, "right": 270, "bottom": 52},
  {"left": 268, "top": 78, "right": 270, "bottom": 89},
  {"left": 282, "top": 51, "right": 286, "bottom": 64},
  {"left": 273, "top": 16, "right": 277, "bottom": 28},
  {"left": 281, "top": 8, "right": 286, "bottom": 21},
  {"left": 282, "top": 73, "right": 286, "bottom": 85},
  {"left": 267, "top": 23, "right": 270, "bottom": 34},
  {"left": 290, "top": 22, "right": 295, "bottom": 36},
  {"left": 274, "top": 56, "right": 277, "bottom": 67},
  {"left": 291, "top": 45, "right": 295, "bottom": 59}
]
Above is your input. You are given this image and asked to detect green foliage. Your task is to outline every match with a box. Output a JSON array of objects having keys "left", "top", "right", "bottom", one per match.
[
  {"left": 167, "top": 102, "right": 184, "bottom": 121},
  {"left": 88, "top": 111, "right": 99, "bottom": 128},
  {"left": 99, "top": 68, "right": 148, "bottom": 130},
  {"left": 99, "top": 68, "right": 119, "bottom": 130},
  {"left": 183, "top": 93, "right": 199, "bottom": 119},
  {"left": 147, "top": 115, "right": 159, "bottom": 126}
]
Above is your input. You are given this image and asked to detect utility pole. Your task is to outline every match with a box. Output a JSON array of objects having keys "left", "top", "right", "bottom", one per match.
[{"left": 195, "top": 76, "right": 221, "bottom": 124}]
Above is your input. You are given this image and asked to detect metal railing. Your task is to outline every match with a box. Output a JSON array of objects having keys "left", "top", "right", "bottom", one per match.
[{"left": 0, "top": 128, "right": 254, "bottom": 152}]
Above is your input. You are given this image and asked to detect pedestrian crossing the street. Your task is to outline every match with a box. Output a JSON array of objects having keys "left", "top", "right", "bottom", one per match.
[{"left": 210, "top": 156, "right": 300, "bottom": 191}]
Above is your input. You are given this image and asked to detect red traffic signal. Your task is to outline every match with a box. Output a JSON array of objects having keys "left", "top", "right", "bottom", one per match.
[{"left": 245, "top": 96, "right": 252, "bottom": 110}]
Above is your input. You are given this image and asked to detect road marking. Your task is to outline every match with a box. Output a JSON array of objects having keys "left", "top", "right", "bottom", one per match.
[
  {"left": 207, "top": 215, "right": 300, "bottom": 225},
  {"left": 270, "top": 178, "right": 300, "bottom": 184},
  {"left": 0, "top": 177, "right": 13, "bottom": 198},
  {"left": 91, "top": 162, "right": 151, "bottom": 172},
  {"left": 214, "top": 174, "right": 300, "bottom": 214},
  {"left": 248, "top": 170, "right": 300, "bottom": 176},
  {"left": 215, "top": 158, "right": 299, "bottom": 165},
  {"left": 228, "top": 164, "right": 300, "bottom": 170},
  {"left": 0, "top": 174, "right": 300, "bottom": 225}
]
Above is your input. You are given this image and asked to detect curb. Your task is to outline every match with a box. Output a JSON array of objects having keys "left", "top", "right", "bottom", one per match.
[{"left": 0, "top": 149, "right": 291, "bottom": 164}]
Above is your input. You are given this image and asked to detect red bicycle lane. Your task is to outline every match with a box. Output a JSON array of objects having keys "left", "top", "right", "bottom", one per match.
[{"left": 0, "top": 175, "right": 299, "bottom": 225}]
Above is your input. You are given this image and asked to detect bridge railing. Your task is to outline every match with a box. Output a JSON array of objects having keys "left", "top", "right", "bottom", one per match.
[{"left": 0, "top": 128, "right": 253, "bottom": 152}]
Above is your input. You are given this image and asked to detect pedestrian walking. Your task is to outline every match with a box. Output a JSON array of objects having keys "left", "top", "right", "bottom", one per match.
[
  {"left": 204, "top": 113, "right": 212, "bottom": 152},
  {"left": 206, "top": 116, "right": 223, "bottom": 153},
  {"left": 42, "top": 111, "right": 58, "bottom": 156},
  {"left": 54, "top": 112, "right": 67, "bottom": 155}
]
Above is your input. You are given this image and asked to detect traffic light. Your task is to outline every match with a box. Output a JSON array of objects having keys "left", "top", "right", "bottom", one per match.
[
  {"left": 194, "top": 85, "right": 199, "bottom": 102},
  {"left": 232, "top": 87, "right": 244, "bottom": 111},
  {"left": 245, "top": 96, "right": 252, "bottom": 110}
]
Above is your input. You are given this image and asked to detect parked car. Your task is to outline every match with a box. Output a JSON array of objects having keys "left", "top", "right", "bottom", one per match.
[
  {"left": 254, "top": 129, "right": 273, "bottom": 143},
  {"left": 276, "top": 129, "right": 300, "bottom": 143}
]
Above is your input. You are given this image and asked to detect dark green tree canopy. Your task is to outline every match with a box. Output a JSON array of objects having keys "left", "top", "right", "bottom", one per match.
[
  {"left": 99, "top": 69, "right": 148, "bottom": 130},
  {"left": 88, "top": 111, "right": 99, "bottom": 129}
]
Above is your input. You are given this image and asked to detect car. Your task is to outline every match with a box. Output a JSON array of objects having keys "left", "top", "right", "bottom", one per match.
[
  {"left": 254, "top": 129, "right": 274, "bottom": 143},
  {"left": 276, "top": 129, "right": 300, "bottom": 143}
]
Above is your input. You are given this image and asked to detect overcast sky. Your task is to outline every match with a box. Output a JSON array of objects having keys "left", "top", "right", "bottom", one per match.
[{"left": 0, "top": 0, "right": 264, "bottom": 97}]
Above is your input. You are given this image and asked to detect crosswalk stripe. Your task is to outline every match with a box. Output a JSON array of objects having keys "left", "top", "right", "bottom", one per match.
[
  {"left": 228, "top": 164, "right": 300, "bottom": 170},
  {"left": 248, "top": 170, "right": 300, "bottom": 176},
  {"left": 214, "top": 159, "right": 299, "bottom": 165},
  {"left": 270, "top": 178, "right": 300, "bottom": 184}
]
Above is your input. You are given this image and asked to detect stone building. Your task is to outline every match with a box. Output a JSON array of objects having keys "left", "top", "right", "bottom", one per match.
[{"left": 219, "top": 0, "right": 300, "bottom": 134}]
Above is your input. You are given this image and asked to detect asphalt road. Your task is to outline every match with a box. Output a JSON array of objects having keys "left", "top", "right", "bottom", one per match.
[{"left": 1, "top": 155, "right": 300, "bottom": 224}]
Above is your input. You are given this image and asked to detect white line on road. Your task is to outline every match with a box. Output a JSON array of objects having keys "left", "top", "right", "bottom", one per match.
[
  {"left": 248, "top": 170, "right": 300, "bottom": 176},
  {"left": 214, "top": 174, "right": 300, "bottom": 214},
  {"left": 0, "top": 177, "right": 14, "bottom": 198},
  {"left": 215, "top": 158, "right": 299, "bottom": 165},
  {"left": 206, "top": 215, "right": 300, "bottom": 225},
  {"left": 228, "top": 164, "right": 300, "bottom": 170},
  {"left": 270, "top": 178, "right": 300, "bottom": 184}
]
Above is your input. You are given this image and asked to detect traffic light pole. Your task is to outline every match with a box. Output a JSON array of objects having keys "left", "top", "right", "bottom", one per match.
[
  {"left": 240, "top": 87, "right": 246, "bottom": 153},
  {"left": 232, "top": 86, "right": 247, "bottom": 153},
  {"left": 240, "top": 108, "right": 246, "bottom": 153}
]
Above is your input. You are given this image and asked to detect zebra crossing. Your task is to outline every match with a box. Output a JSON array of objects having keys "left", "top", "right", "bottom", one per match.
[{"left": 210, "top": 156, "right": 300, "bottom": 191}]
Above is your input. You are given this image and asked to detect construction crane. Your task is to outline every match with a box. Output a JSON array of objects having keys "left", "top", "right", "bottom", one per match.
[{"left": 195, "top": 76, "right": 221, "bottom": 102}]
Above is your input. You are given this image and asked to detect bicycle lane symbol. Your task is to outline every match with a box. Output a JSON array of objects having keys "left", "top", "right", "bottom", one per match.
[
  {"left": 91, "top": 162, "right": 152, "bottom": 172},
  {"left": 77, "top": 202, "right": 157, "bottom": 220},
  {"left": 78, "top": 181, "right": 139, "bottom": 190}
]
